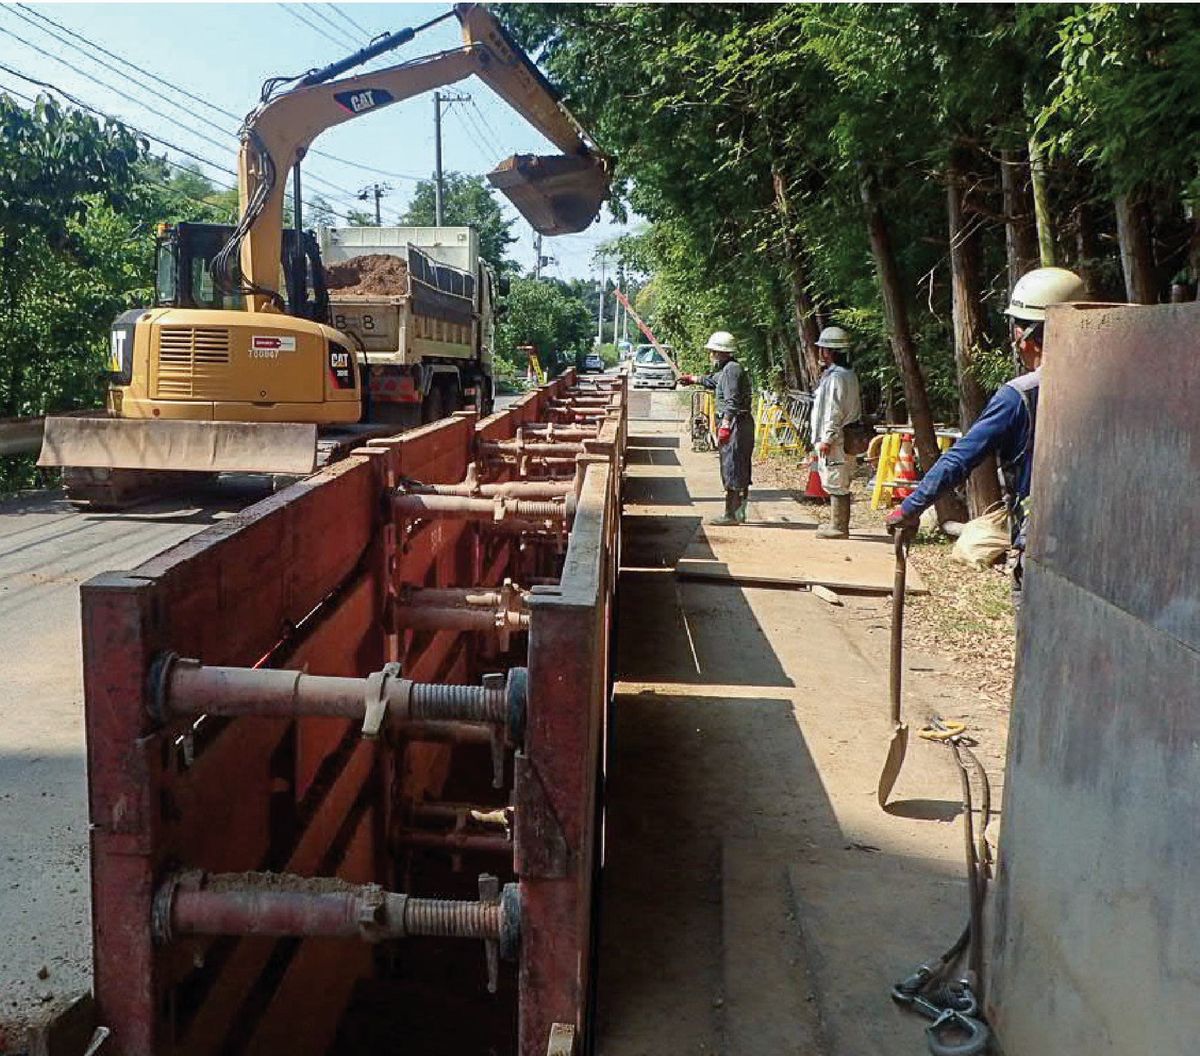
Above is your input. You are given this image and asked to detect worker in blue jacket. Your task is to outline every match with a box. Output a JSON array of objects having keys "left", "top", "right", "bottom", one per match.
[{"left": 886, "top": 267, "right": 1088, "bottom": 604}]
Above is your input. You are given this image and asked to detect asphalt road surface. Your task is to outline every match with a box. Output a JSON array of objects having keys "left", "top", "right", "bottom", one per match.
[
  {"left": 0, "top": 478, "right": 273, "bottom": 1034},
  {"left": 0, "top": 389, "right": 547, "bottom": 1033}
]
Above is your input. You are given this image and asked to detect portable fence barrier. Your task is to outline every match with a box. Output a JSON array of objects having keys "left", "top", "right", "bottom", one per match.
[{"left": 869, "top": 427, "right": 959, "bottom": 509}]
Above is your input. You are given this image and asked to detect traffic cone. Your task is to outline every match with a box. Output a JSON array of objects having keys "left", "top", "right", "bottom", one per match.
[
  {"left": 804, "top": 454, "right": 829, "bottom": 499},
  {"left": 893, "top": 433, "right": 917, "bottom": 501}
]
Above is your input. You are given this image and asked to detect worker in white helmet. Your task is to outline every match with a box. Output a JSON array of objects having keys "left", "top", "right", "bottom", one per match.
[
  {"left": 886, "top": 267, "right": 1089, "bottom": 607},
  {"left": 810, "top": 325, "right": 862, "bottom": 539},
  {"left": 680, "top": 331, "right": 754, "bottom": 524}
]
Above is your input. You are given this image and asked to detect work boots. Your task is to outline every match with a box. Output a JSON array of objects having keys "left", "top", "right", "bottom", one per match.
[
  {"left": 707, "top": 489, "right": 741, "bottom": 526},
  {"left": 816, "top": 494, "right": 851, "bottom": 539},
  {"left": 735, "top": 489, "right": 750, "bottom": 523}
]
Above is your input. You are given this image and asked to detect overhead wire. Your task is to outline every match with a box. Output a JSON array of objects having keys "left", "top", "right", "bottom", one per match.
[
  {"left": 0, "top": 60, "right": 357, "bottom": 223},
  {"left": 0, "top": 8, "right": 381, "bottom": 206},
  {"left": 298, "top": 3, "right": 364, "bottom": 49},
  {"left": 325, "top": 3, "right": 373, "bottom": 40},
  {"left": 0, "top": 80, "right": 240, "bottom": 216},
  {"left": 276, "top": 2, "right": 356, "bottom": 52},
  {"left": 10, "top": 1, "right": 423, "bottom": 184},
  {"left": 467, "top": 100, "right": 507, "bottom": 160}
]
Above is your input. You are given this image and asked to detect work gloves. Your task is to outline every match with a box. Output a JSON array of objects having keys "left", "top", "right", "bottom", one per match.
[
  {"left": 680, "top": 373, "right": 698, "bottom": 385},
  {"left": 717, "top": 424, "right": 732, "bottom": 445},
  {"left": 885, "top": 507, "right": 920, "bottom": 532}
]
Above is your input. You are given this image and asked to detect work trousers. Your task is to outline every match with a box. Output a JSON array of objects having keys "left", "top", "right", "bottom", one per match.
[
  {"left": 817, "top": 440, "right": 852, "bottom": 496},
  {"left": 719, "top": 413, "right": 754, "bottom": 492}
]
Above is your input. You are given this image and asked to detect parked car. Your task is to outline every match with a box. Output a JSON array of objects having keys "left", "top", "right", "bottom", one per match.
[
  {"left": 632, "top": 346, "right": 677, "bottom": 390},
  {"left": 582, "top": 351, "right": 606, "bottom": 373}
]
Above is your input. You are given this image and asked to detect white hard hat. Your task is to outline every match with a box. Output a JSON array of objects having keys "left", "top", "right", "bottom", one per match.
[
  {"left": 705, "top": 330, "right": 737, "bottom": 354},
  {"left": 816, "top": 325, "right": 853, "bottom": 350},
  {"left": 1004, "top": 267, "right": 1088, "bottom": 322}
]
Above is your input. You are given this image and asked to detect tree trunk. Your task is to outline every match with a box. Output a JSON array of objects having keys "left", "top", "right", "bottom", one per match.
[
  {"left": 1027, "top": 133, "right": 1056, "bottom": 266},
  {"left": 1115, "top": 192, "right": 1158, "bottom": 303},
  {"left": 771, "top": 168, "right": 823, "bottom": 388},
  {"left": 859, "top": 165, "right": 966, "bottom": 523},
  {"left": 947, "top": 146, "right": 1003, "bottom": 516},
  {"left": 1000, "top": 148, "right": 1039, "bottom": 294},
  {"left": 1073, "top": 199, "right": 1103, "bottom": 299}
]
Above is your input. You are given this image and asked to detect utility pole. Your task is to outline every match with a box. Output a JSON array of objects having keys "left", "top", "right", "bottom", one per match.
[
  {"left": 534, "top": 232, "right": 543, "bottom": 280},
  {"left": 433, "top": 90, "right": 471, "bottom": 226},
  {"left": 614, "top": 265, "right": 625, "bottom": 350},
  {"left": 595, "top": 256, "right": 607, "bottom": 345},
  {"left": 358, "top": 182, "right": 392, "bottom": 226}
]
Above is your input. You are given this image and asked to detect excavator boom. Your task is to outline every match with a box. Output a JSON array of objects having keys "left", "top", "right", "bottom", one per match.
[{"left": 235, "top": 3, "right": 609, "bottom": 311}]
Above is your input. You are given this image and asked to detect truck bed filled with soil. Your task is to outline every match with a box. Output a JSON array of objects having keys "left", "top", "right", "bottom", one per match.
[{"left": 325, "top": 254, "right": 409, "bottom": 296}]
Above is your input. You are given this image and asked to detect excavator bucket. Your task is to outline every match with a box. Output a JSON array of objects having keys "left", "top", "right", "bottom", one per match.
[
  {"left": 488, "top": 154, "right": 610, "bottom": 235},
  {"left": 38, "top": 416, "right": 319, "bottom": 475}
]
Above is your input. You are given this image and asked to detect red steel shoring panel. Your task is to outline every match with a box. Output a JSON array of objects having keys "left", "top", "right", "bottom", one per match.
[
  {"left": 83, "top": 408, "right": 508, "bottom": 1054},
  {"left": 82, "top": 373, "right": 619, "bottom": 1056},
  {"left": 519, "top": 462, "right": 615, "bottom": 1055}
]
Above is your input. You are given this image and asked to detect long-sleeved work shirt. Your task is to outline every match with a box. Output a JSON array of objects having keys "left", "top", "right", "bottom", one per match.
[
  {"left": 809, "top": 363, "right": 862, "bottom": 447},
  {"left": 700, "top": 358, "right": 752, "bottom": 420},
  {"left": 900, "top": 369, "right": 1039, "bottom": 543}
]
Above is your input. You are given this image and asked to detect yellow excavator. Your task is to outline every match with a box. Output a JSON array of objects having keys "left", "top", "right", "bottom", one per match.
[{"left": 39, "top": 3, "right": 608, "bottom": 505}]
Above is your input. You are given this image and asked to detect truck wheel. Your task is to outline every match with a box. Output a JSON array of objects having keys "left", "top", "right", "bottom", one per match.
[
  {"left": 421, "top": 384, "right": 445, "bottom": 424},
  {"left": 443, "top": 384, "right": 463, "bottom": 415}
]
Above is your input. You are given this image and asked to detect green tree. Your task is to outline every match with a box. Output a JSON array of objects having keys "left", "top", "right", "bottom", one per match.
[
  {"left": 0, "top": 94, "right": 147, "bottom": 489},
  {"left": 345, "top": 207, "right": 375, "bottom": 227},
  {"left": 495, "top": 277, "right": 593, "bottom": 377},
  {"left": 399, "top": 172, "right": 517, "bottom": 272}
]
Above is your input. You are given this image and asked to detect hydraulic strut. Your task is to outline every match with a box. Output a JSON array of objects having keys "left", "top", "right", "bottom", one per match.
[
  {"left": 153, "top": 870, "right": 520, "bottom": 992},
  {"left": 149, "top": 655, "right": 526, "bottom": 786}
]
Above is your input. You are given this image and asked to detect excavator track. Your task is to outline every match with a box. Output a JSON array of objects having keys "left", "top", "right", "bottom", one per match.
[{"left": 62, "top": 468, "right": 212, "bottom": 511}]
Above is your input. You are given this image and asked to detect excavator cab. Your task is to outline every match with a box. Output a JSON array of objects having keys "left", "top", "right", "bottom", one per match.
[{"left": 153, "top": 222, "right": 330, "bottom": 323}]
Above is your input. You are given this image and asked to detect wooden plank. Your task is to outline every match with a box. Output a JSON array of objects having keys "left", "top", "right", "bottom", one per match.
[{"left": 675, "top": 524, "right": 927, "bottom": 594}]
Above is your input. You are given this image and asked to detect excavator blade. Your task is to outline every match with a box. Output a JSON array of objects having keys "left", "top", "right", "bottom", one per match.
[
  {"left": 488, "top": 154, "right": 609, "bottom": 235},
  {"left": 38, "top": 416, "right": 319, "bottom": 475}
]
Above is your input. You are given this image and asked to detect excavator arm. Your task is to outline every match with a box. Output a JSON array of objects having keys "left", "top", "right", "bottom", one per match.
[{"left": 233, "top": 2, "right": 609, "bottom": 313}]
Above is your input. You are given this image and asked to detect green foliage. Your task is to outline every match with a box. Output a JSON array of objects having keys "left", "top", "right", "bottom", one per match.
[
  {"left": 495, "top": 278, "right": 593, "bottom": 374},
  {"left": 399, "top": 172, "right": 517, "bottom": 273},
  {"left": 0, "top": 94, "right": 154, "bottom": 490}
]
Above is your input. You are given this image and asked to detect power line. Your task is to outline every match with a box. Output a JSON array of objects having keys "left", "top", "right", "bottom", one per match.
[
  {"left": 14, "top": 2, "right": 241, "bottom": 122},
  {"left": 468, "top": 100, "right": 507, "bottom": 160},
  {"left": 12, "top": 2, "right": 423, "bottom": 185},
  {"left": 0, "top": 80, "right": 238, "bottom": 215},
  {"left": 298, "top": 3, "right": 363, "bottom": 49},
  {"left": 326, "top": 3, "right": 373, "bottom": 40},
  {"left": 0, "top": 10, "right": 371, "bottom": 205},
  {"left": 0, "top": 61, "right": 356, "bottom": 223},
  {"left": 276, "top": 2, "right": 356, "bottom": 52},
  {"left": 0, "top": 22, "right": 241, "bottom": 160},
  {"left": 449, "top": 107, "right": 494, "bottom": 167}
]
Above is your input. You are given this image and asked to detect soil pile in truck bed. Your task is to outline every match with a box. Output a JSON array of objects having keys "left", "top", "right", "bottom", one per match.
[{"left": 324, "top": 254, "right": 409, "bottom": 296}]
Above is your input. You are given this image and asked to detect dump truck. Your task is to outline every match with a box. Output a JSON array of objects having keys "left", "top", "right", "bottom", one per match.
[
  {"left": 37, "top": 2, "right": 609, "bottom": 506},
  {"left": 320, "top": 225, "right": 504, "bottom": 426}
]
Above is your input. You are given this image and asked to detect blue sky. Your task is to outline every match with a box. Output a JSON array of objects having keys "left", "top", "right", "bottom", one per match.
[{"left": 0, "top": 2, "right": 633, "bottom": 278}]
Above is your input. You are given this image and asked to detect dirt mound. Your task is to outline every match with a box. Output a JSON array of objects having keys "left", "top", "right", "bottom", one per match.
[{"left": 325, "top": 254, "right": 409, "bottom": 296}]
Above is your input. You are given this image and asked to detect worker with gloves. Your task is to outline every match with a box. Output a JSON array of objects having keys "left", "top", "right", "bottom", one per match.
[
  {"left": 885, "top": 266, "right": 1089, "bottom": 605},
  {"left": 679, "top": 331, "right": 754, "bottom": 525},
  {"left": 810, "top": 326, "right": 862, "bottom": 539}
]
